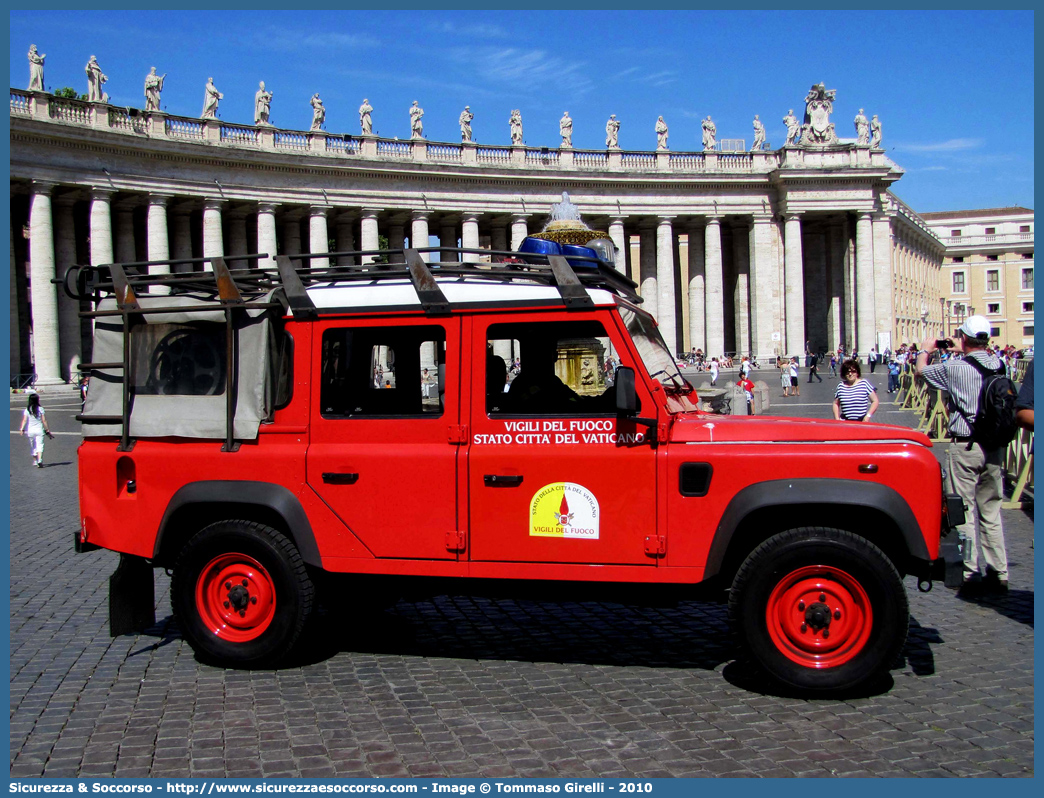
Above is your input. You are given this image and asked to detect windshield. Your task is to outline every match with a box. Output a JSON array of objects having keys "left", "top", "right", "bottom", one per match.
[{"left": 619, "top": 304, "right": 697, "bottom": 412}]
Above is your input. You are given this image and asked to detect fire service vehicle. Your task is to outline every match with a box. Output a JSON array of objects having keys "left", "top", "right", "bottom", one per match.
[{"left": 69, "top": 236, "right": 962, "bottom": 695}]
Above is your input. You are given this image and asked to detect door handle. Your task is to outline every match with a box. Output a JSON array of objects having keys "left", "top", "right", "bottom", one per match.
[
  {"left": 484, "top": 474, "right": 523, "bottom": 487},
  {"left": 322, "top": 472, "right": 359, "bottom": 485}
]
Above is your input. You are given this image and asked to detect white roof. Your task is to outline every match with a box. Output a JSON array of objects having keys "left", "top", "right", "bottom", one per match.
[{"left": 306, "top": 276, "right": 617, "bottom": 311}]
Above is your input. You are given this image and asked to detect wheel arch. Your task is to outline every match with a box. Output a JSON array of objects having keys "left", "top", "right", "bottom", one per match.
[
  {"left": 153, "top": 481, "right": 321, "bottom": 568},
  {"left": 705, "top": 479, "right": 928, "bottom": 585}
]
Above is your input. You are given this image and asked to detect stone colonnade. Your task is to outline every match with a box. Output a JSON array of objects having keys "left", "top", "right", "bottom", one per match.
[{"left": 14, "top": 181, "right": 926, "bottom": 385}]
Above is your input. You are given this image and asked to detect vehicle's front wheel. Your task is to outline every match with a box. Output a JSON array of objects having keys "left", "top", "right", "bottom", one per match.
[
  {"left": 172, "top": 520, "right": 315, "bottom": 666},
  {"left": 729, "top": 527, "right": 908, "bottom": 695}
]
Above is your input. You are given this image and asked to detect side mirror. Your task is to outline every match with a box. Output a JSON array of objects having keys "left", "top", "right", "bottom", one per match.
[{"left": 615, "top": 366, "right": 638, "bottom": 416}]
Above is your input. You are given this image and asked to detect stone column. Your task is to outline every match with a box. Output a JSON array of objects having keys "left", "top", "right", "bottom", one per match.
[
  {"left": 638, "top": 224, "right": 657, "bottom": 318},
  {"left": 147, "top": 194, "right": 172, "bottom": 291},
  {"left": 257, "top": 203, "right": 279, "bottom": 269},
  {"left": 89, "top": 188, "right": 115, "bottom": 266},
  {"left": 872, "top": 211, "right": 894, "bottom": 351},
  {"left": 783, "top": 213, "right": 805, "bottom": 356},
  {"left": 227, "top": 209, "right": 249, "bottom": 262},
  {"left": 827, "top": 219, "right": 847, "bottom": 353},
  {"left": 170, "top": 205, "right": 193, "bottom": 267},
  {"left": 411, "top": 211, "right": 431, "bottom": 261},
  {"left": 113, "top": 201, "right": 137, "bottom": 264},
  {"left": 387, "top": 221, "right": 406, "bottom": 252},
  {"left": 283, "top": 212, "right": 302, "bottom": 257},
  {"left": 53, "top": 196, "right": 81, "bottom": 381},
  {"left": 11, "top": 231, "right": 22, "bottom": 379},
  {"left": 509, "top": 214, "right": 529, "bottom": 251},
  {"left": 440, "top": 219, "right": 459, "bottom": 262},
  {"left": 748, "top": 214, "right": 777, "bottom": 361},
  {"left": 855, "top": 213, "right": 876, "bottom": 353},
  {"left": 655, "top": 217, "right": 677, "bottom": 355},
  {"left": 334, "top": 213, "right": 356, "bottom": 265},
  {"left": 733, "top": 221, "right": 751, "bottom": 356},
  {"left": 608, "top": 217, "right": 627, "bottom": 274},
  {"left": 687, "top": 221, "right": 705, "bottom": 354},
  {"left": 309, "top": 206, "right": 331, "bottom": 269},
  {"left": 359, "top": 209, "right": 380, "bottom": 264},
  {"left": 202, "top": 198, "right": 225, "bottom": 272},
  {"left": 28, "top": 181, "right": 62, "bottom": 385},
  {"left": 704, "top": 218, "right": 725, "bottom": 359},
  {"left": 461, "top": 214, "right": 481, "bottom": 262},
  {"left": 490, "top": 223, "right": 509, "bottom": 255}
]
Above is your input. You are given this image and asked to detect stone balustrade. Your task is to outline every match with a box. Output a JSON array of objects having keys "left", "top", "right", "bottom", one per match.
[{"left": 12, "top": 87, "right": 892, "bottom": 175}]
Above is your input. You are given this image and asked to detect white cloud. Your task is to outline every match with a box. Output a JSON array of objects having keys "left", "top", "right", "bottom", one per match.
[
  {"left": 431, "top": 21, "right": 509, "bottom": 38},
  {"left": 448, "top": 47, "right": 593, "bottom": 94},
  {"left": 895, "top": 138, "right": 984, "bottom": 153}
]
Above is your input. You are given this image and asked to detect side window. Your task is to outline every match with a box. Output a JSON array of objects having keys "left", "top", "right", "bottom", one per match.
[
  {"left": 487, "top": 320, "right": 619, "bottom": 416},
  {"left": 131, "top": 322, "right": 227, "bottom": 396},
  {"left": 320, "top": 325, "right": 445, "bottom": 418}
]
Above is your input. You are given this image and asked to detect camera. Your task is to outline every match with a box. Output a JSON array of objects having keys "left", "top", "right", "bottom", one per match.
[{"left": 935, "top": 338, "right": 954, "bottom": 349}]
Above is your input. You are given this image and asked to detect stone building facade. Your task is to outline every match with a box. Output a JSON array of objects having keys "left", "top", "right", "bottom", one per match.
[
  {"left": 10, "top": 86, "right": 946, "bottom": 385},
  {"left": 920, "top": 207, "right": 1034, "bottom": 348}
]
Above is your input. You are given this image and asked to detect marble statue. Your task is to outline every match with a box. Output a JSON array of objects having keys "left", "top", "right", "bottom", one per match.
[
  {"left": 605, "top": 115, "right": 620, "bottom": 148},
  {"left": 254, "top": 81, "right": 273, "bottom": 126},
  {"left": 509, "top": 109, "right": 523, "bottom": 145},
  {"left": 144, "top": 67, "right": 166, "bottom": 112},
  {"left": 85, "top": 55, "right": 107, "bottom": 103},
  {"left": 783, "top": 109, "right": 800, "bottom": 146},
  {"left": 409, "top": 101, "right": 424, "bottom": 139},
  {"left": 854, "top": 108, "right": 869, "bottom": 145},
  {"left": 559, "top": 112, "right": 573, "bottom": 147},
  {"left": 800, "top": 82, "right": 838, "bottom": 145},
  {"left": 310, "top": 94, "right": 325, "bottom": 131},
  {"left": 459, "top": 106, "right": 473, "bottom": 142},
  {"left": 27, "top": 44, "right": 45, "bottom": 91},
  {"left": 359, "top": 99, "right": 373, "bottom": 135},
  {"left": 870, "top": 114, "right": 882, "bottom": 148},
  {"left": 701, "top": 116, "right": 716, "bottom": 151},
  {"left": 751, "top": 115, "right": 765, "bottom": 150},
  {"left": 655, "top": 116, "right": 669, "bottom": 150},
  {"left": 201, "top": 77, "right": 222, "bottom": 119}
]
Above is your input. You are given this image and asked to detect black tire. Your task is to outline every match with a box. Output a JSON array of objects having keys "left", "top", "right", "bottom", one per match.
[
  {"left": 728, "top": 527, "right": 908, "bottom": 695},
  {"left": 171, "top": 520, "right": 315, "bottom": 666}
]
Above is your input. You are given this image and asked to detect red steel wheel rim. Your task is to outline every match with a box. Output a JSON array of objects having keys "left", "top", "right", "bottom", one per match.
[
  {"left": 765, "top": 564, "right": 873, "bottom": 669},
  {"left": 195, "top": 553, "right": 276, "bottom": 642}
]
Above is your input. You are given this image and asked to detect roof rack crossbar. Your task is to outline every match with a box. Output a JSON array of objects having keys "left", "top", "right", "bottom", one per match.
[
  {"left": 547, "top": 255, "right": 596, "bottom": 310},
  {"left": 275, "top": 255, "right": 317, "bottom": 319},
  {"left": 403, "top": 249, "right": 451, "bottom": 315}
]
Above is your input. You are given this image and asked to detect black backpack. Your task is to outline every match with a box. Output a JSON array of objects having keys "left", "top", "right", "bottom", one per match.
[{"left": 958, "top": 356, "right": 1019, "bottom": 449}]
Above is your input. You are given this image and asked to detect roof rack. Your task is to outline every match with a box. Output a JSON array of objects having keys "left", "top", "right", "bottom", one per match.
[
  {"left": 62, "top": 246, "right": 642, "bottom": 316},
  {"left": 62, "top": 247, "right": 641, "bottom": 453}
]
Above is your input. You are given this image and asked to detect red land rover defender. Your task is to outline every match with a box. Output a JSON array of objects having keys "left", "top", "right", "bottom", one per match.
[{"left": 71, "top": 240, "right": 962, "bottom": 695}]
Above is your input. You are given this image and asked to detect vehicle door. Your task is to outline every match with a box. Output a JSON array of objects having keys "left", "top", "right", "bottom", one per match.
[
  {"left": 468, "top": 312, "right": 658, "bottom": 565},
  {"left": 306, "top": 317, "right": 461, "bottom": 560}
]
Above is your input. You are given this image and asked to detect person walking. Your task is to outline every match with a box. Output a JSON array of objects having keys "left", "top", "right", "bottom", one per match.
[
  {"left": 868, "top": 346, "right": 878, "bottom": 373},
  {"left": 807, "top": 352, "right": 823, "bottom": 383},
  {"left": 829, "top": 352, "right": 838, "bottom": 377},
  {"left": 709, "top": 358, "right": 719, "bottom": 386},
  {"left": 18, "top": 392, "right": 53, "bottom": 468},
  {"left": 916, "top": 315, "right": 1010, "bottom": 593},
  {"left": 788, "top": 357, "right": 800, "bottom": 396},
  {"left": 738, "top": 375, "right": 756, "bottom": 415},
  {"left": 832, "top": 359, "right": 879, "bottom": 422}
]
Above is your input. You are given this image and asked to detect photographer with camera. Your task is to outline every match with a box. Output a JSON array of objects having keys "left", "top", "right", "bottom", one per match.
[{"left": 916, "top": 316, "right": 1014, "bottom": 594}]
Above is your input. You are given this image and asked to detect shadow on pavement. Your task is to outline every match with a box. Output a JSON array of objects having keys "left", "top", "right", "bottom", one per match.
[{"left": 955, "top": 587, "right": 1034, "bottom": 627}]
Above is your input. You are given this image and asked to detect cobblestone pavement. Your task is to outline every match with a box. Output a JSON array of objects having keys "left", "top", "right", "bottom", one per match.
[{"left": 9, "top": 381, "right": 1033, "bottom": 778}]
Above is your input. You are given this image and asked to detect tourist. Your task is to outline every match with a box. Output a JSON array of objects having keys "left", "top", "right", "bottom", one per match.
[
  {"left": 832, "top": 359, "right": 879, "bottom": 422},
  {"left": 18, "top": 392, "right": 53, "bottom": 468},
  {"left": 788, "top": 357, "right": 800, "bottom": 396},
  {"left": 709, "top": 358, "right": 719, "bottom": 386},
  {"left": 916, "top": 316, "right": 1009, "bottom": 593}
]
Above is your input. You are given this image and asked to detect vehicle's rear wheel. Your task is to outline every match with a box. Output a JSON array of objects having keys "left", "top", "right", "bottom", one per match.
[
  {"left": 729, "top": 527, "right": 908, "bottom": 695},
  {"left": 172, "top": 520, "right": 314, "bottom": 666}
]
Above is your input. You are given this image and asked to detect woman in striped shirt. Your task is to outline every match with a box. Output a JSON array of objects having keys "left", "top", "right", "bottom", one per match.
[{"left": 832, "top": 359, "right": 879, "bottom": 421}]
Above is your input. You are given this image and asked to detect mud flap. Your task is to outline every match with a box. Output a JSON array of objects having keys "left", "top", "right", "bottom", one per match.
[
  {"left": 940, "top": 532, "right": 964, "bottom": 588},
  {"left": 109, "top": 554, "right": 155, "bottom": 636}
]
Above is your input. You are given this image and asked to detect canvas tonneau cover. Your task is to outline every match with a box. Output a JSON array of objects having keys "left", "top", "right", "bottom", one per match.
[{"left": 83, "top": 291, "right": 280, "bottom": 440}]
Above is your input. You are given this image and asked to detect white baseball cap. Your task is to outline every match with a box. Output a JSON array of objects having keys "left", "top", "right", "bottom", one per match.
[{"left": 959, "top": 315, "right": 991, "bottom": 340}]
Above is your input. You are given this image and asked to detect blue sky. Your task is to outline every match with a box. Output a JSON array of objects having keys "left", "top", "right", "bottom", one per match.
[{"left": 9, "top": 9, "right": 1034, "bottom": 213}]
